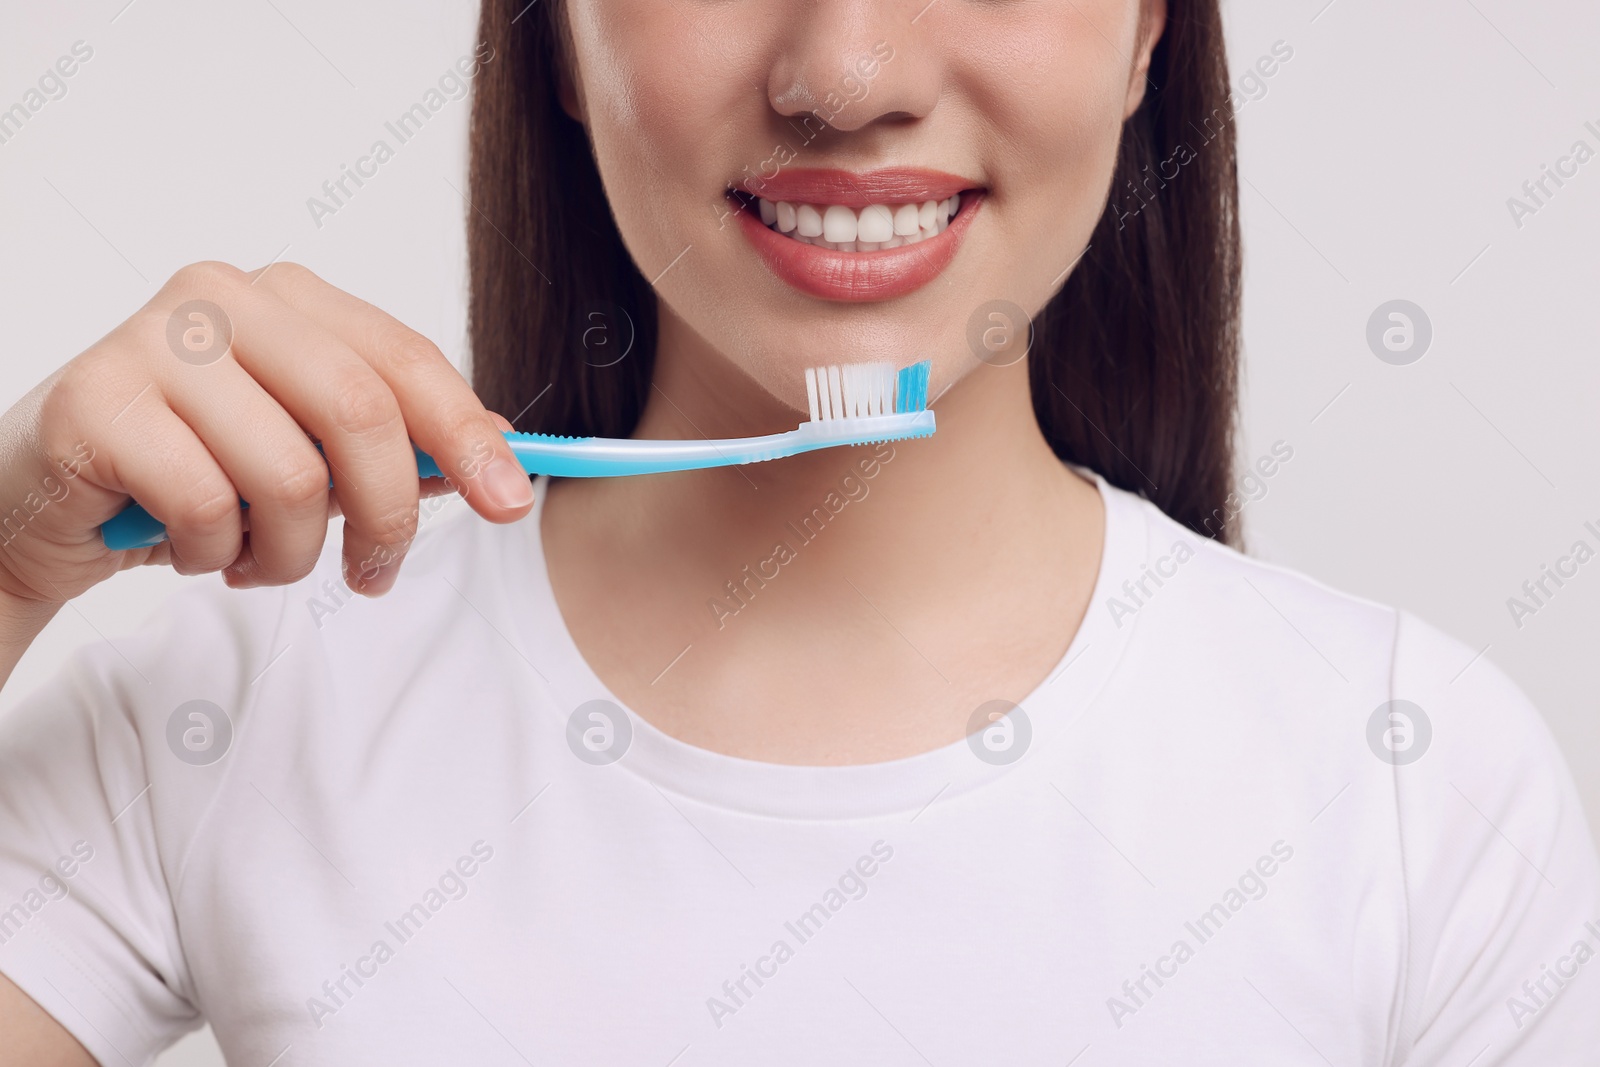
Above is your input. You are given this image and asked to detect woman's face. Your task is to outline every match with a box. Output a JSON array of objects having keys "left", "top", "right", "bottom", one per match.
[{"left": 560, "top": 0, "right": 1163, "bottom": 412}]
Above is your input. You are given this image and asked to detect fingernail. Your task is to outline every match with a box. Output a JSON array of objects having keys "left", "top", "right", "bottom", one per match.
[
  {"left": 360, "top": 560, "right": 400, "bottom": 597},
  {"left": 481, "top": 455, "right": 534, "bottom": 510},
  {"left": 348, "top": 550, "right": 401, "bottom": 597}
]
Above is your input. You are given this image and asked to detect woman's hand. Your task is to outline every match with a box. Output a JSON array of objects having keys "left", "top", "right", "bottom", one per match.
[{"left": 0, "top": 260, "right": 534, "bottom": 623}]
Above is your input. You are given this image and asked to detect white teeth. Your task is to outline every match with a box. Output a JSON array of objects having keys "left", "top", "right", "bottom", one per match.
[
  {"left": 796, "top": 203, "right": 823, "bottom": 237},
  {"left": 892, "top": 203, "right": 920, "bottom": 236},
  {"left": 753, "top": 194, "right": 969, "bottom": 251},
  {"left": 858, "top": 204, "right": 894, "bottom": 243},
  {"left": 822, "top": 204, "right": 857, "bottom": 243}
]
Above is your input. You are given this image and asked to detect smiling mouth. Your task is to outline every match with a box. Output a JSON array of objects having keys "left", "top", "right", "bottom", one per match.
[{"left": 729, "top": 192, "right": 965, "bottom": 252}]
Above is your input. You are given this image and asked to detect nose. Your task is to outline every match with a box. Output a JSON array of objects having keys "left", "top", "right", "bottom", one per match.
[{"left": 765, "top": 1, "right": 940, "bottom": 133}]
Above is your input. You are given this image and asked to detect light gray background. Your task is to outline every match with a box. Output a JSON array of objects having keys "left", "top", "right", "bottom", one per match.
[{"left": 2, "top": 1, "right": 1596, "bottom": 1063}]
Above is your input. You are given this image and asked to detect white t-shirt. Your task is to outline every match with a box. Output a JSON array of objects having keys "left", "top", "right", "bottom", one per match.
[{"left": 0, "top": 470, "right": 1596, "bottom": 1066}]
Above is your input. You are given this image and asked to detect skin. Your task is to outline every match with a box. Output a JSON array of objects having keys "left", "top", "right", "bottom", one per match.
[
  {"left": 545, "top": 0, "right": 1161, "bottom": 762},
  {"left": 0, "top": 0, "right": 1162, "bottom": 1054},
  {"left": 0, "top": 266, "right": 535, "bottom": 1057}
]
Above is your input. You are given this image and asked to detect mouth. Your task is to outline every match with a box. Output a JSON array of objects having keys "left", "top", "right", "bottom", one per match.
[
  {"left": 727, "top": 168, "right": 985, "bottom": 303},
  {"left": 735, "top": 193, "right": 963, "bottom": 251}
]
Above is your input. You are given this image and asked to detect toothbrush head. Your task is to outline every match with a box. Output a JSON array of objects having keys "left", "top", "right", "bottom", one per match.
[
  {"left": 803, "top": 359, "right": 933, "bottom": 422},
  {"left": 893, "top": 360, "right": 931, "bottom": 414}
]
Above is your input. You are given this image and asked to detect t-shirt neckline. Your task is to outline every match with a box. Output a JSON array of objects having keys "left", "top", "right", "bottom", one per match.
[{"left": 509, "top": 465, "right": 1148, "bottom": 820}]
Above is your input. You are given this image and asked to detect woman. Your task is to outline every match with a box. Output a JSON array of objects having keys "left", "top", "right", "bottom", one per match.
[{"left": 0, "top": 0, "right": 1594, "bottom": 1063}]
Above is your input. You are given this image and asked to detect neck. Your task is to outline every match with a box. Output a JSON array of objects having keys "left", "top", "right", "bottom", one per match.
[
  {"left": 541, "top": 303, "right": 1105, "bottom": 763},
  {"left": 622, "top": 304, "right": 1089, "bottom": 560}
]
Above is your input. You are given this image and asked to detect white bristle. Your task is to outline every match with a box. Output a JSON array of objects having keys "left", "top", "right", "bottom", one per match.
[{"left": 803, "top": 361, "right": 899, "bottom": 421}]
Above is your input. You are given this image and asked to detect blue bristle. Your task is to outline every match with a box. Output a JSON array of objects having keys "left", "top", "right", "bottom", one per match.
[{"left": 895, "top": 360, "right": 931, "bottom": 413}]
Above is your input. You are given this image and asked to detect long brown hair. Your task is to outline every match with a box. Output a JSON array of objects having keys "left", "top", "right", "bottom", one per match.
[{"left": 467, "top": 1, "right": 1242, "bottom": 542}]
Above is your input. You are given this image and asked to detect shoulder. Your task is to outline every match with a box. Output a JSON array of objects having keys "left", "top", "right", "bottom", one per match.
[
  {"left": 1106, "top": 481, "right": 1570, "bottom": 766},
  {"left": 1113, "top": 483, "right": 1549, "bottom": 726},
  {"left": 1096, "top": 480, "right": 1593, "bottom": 877},
  {"left": 1102, "top": 484, "right": 1404, "bottom": 694},
  {"left": 1100, "top": 483, "right": 1600, "bottom": 1054}
]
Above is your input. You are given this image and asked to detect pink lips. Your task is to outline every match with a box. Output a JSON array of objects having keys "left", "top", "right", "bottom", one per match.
[{"left": 731, "top": 167, "right": 984, "bottom": 303}]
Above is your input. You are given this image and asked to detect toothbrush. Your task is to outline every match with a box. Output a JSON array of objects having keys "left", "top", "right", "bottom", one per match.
[{"left": 99, "top": 359, "right": 934, "bottom": 550}]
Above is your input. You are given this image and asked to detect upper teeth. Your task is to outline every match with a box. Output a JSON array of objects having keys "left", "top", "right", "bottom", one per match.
[{"left": 756, "top": 195, "right": 961, "bottom": 251}]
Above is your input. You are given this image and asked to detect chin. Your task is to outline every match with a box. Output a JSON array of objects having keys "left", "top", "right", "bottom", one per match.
[{"left": 701, "top": 309, "right": 962, "bottom": 419}]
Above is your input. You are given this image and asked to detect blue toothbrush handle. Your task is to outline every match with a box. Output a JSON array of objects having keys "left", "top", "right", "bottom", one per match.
[
  {"left": 99, "top": 395, "right": 935, "bottom": 550},
  {"left": 100, "top": 443, "right": 443, "bottom": 551},
  {"left": 100, "top": 502, "right": 179, "bottom": 551}
]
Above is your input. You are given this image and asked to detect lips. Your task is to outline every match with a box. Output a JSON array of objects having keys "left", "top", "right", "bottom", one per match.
[
  {"left": 729, "top": 167, "right": 984, "bottom": 303},
  {"left": 738, "top": 167, "right": 973, "bottom": 207}
]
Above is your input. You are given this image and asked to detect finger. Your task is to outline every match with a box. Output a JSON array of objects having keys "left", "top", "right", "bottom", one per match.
[
  {"left": 161, "top": 358, "right": 333, "bottom": 586},
  {"left": 97, "top": 401, "right": 243, "bottom": 577},
  {"left": 252, "top": 264, "right": 534, "bottom": 521},
  {"left": 164, "top": 265, "right": 421, "bottom": 596}
]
